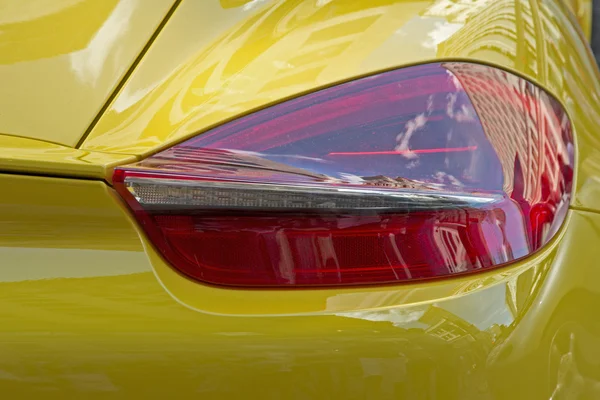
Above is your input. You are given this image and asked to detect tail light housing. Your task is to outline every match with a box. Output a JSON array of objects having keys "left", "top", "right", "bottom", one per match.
[{"left": 113, "top": 62, "right": 574, "bottom": 288}]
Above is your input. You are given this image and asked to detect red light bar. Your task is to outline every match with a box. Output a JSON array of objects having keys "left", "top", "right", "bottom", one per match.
[{"left": 328, "top": 146, "right": 478, "bottom": 156}]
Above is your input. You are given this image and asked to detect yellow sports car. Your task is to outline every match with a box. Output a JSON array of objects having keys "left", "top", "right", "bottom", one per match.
[{"left": 2, "top": 0, "right": 600, "bottom": 398}]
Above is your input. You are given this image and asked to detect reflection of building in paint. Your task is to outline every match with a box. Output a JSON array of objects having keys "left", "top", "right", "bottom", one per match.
[
  {"left": 435, "top": 0, "right": 536, "bottom": 72},
  {"left": 537, "top": 2, "right": 570, "bottom": 98},
  {"left": 421, "top": 0, "right": 493, "bottom": 23},
  {"left": 435, "top": 0, "right": 516, "bottom": 50},
  {"left": 419, "top": 305, "right": 493, "bottom": 347}
]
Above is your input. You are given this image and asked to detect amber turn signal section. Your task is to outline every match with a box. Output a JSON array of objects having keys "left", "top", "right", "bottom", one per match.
[{"left": 113, "top": 63, "right": 573, "bottom": 287}]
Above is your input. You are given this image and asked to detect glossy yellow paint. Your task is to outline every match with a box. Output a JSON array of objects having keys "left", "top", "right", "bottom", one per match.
[
  {"left": 1, "top": 172, "right": 600, "bottom": 398},
  {"left": 0, "top": 134, "right": 135, "bottom": 180},
  {"left": 566, "top": 0, "right": 593, "bottom": 39},
  {"left": 1, "top": 0, "right": 600, "bottom": 398},
  {"left": 0, "top": 0, "right": 176, "bottom": 147}
]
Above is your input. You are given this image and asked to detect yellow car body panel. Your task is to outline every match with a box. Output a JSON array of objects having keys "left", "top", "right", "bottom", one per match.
[
  {"left": 566, "top": 0, "right": 593, "bottom": 38},
  {"left": 77, "top": 0, "right": 600, "bottom": 212},
  {"left": 1, "top": 0, "right": 600, "bottom": 398},
  {"left": 0, "top": 0, "right": 176, "bottom": 147},
  {"left": 0, "top": 134, "right": 134, "bottom": 180},
  {"left": 1, "top": 173, "right": 600, "bottom": 399}
]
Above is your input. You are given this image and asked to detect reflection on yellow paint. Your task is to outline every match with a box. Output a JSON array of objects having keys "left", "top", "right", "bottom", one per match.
[
  {"left": 0, "top": 134, "right": 134, "bottom": 179},
  {"left": 0, "top": 0, "right": 599, "bottom": 397},
  {"left": 0, "top": 163, "right": 597, "bottom": 399},
  {"left": 0, "top": 0, "right": 175, "bottom": 146},
  {"left": 0, "top": 0, "right": 117, "bottom": 64},
  {"left": 82, "top": 0, "right": 434, "bottom": 153}
]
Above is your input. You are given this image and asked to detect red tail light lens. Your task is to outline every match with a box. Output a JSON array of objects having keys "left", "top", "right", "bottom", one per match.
[{"left": 113, "top": 62, "right": 573, "bottom": 287}]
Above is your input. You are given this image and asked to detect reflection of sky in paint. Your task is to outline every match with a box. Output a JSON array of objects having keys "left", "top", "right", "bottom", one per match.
[
  {"left": 70, "top": 0, "right": 137, "bottom": 86},
  {"left": 364, "top": 17, "right": 438, "bottom": 70},
  {"left": 242, "top": 0, "right": 269, "bottom": 11},
  {"left": 0, "top": 0, "right": 83, "bottom": 24},
  {"left": 439, "top": 284, "right": 514, "bottom": 330},
  {"left": 422, "top": 21, "right": 463, "bottom": 49},
  {"left": 336, "top": 281, "right": 514, "bottom": 332},
  {"left": 338, "top": 308, "right": 427, "bottom": 328},
  {"left": 363, "top": 15, "right": 464, "bottom": 72},
  {"left": 113, "top": 0, "right": 270, "bottom": 112}
]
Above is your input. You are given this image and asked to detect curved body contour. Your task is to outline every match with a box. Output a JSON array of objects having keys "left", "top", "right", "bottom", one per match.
[{"left": 1, "top": 0, "right": 600, "bottom": 398}]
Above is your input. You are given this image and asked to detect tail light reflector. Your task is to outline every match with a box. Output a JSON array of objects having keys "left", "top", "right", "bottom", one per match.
[{"left": 113, "top": 62, "right": 573, "bottom": 287}]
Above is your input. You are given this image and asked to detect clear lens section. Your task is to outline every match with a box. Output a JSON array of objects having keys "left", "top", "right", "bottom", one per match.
[{"left": 114, "top": 62, "right": 573, "bottom": 287}]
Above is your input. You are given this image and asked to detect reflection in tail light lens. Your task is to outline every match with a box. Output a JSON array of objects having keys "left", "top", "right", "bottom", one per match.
[{"left": 113, "top": 62, "right": 574, "bottom": 287}]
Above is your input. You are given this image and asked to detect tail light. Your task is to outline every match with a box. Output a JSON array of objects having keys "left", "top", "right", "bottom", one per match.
[{"left": 113, "top": 62, "right": 574, "bottom": 288}]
